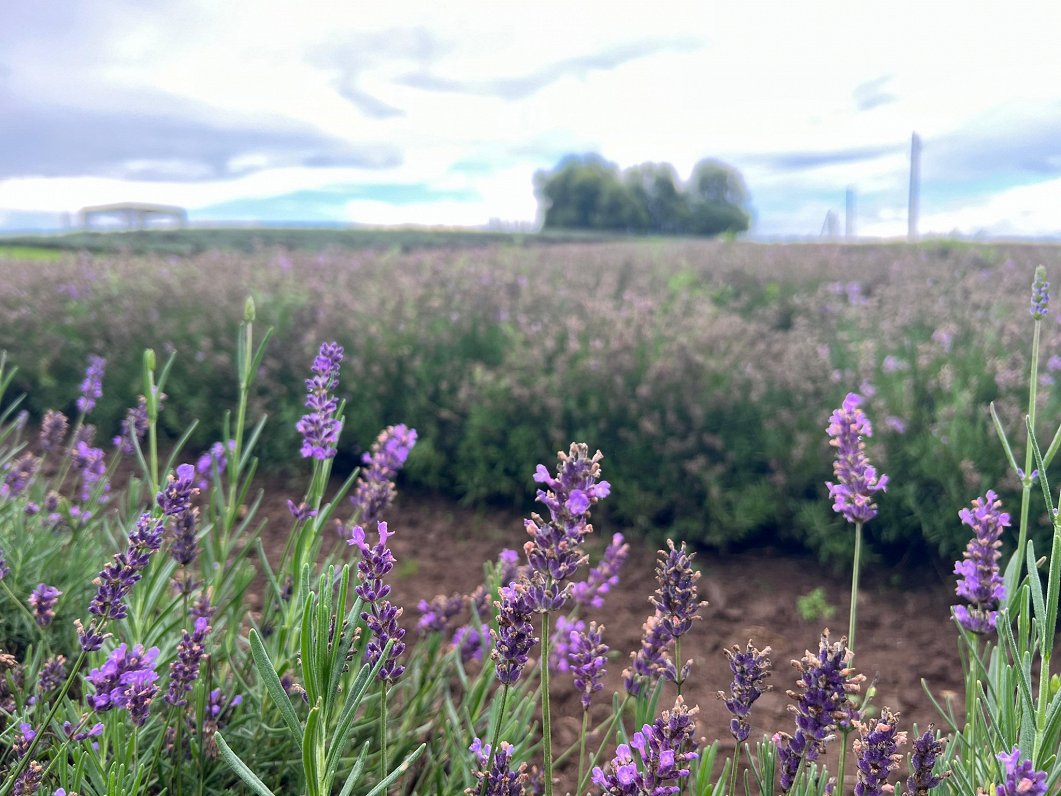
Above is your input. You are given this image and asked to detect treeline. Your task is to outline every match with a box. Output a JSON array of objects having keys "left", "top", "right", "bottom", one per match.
[{"left": 534, "top": 154, "right": 751, "bottom": 236}]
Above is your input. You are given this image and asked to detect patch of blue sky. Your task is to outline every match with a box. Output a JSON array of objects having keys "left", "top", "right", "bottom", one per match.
[{"left": 196, "top": 183, "right": 479, "bottom": 222}]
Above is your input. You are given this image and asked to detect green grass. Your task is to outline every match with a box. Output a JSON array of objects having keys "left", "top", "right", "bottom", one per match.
[{"left": 0, "top": 244, "right": 67, "bottom": 262}]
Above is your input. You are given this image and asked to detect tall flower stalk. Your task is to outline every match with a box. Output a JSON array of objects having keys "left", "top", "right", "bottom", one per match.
[
  {"left": 521, "top": 443, "right": 609, "bottom": 796},
  {"left": 826, "top": 392, "right": 887, "bottom": 655}
]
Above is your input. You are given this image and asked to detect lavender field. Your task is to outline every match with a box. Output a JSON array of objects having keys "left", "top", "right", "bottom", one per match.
[
  {"left": 1, "top": 238, "right": 1058, "bottom": 564},
  {"left": 0, "top": 237, "right": 1059, "bottom": 794}
]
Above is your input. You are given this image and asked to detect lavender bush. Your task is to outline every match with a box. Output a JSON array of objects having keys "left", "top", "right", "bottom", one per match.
[{"left": 0, "top": 251, "right": 1059, "bottom": 794}]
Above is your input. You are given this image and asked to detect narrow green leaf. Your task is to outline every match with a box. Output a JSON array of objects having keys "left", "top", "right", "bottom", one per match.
[
  {"left": 301, "top": 595, "right": 319, "bottom": 705},
  {"left": 1045, "top": 529, "right": 1061, "bottom": 656},
  {"left": 303, "top": 699, "right": 323, "bottom": 796},
  {"left": 362, "top": 743, "right": 426, "bottom": 796},
  {"left": 992, "top": 402, "right": 1021, "bottom": 475},
  {"left": 324, "top": 649, "right": 390, "bottom": 780},
  {"left": 214, "top": 732, "right": 276, "bottom": 796},
  {"left": 337, "top": 742, "right": 371, "bottom": 796},
  {"left": 1027, "top": 417, "right": 1055, "bottom": 515},
  {"left": 249, "top": 629, "right": 303, "bottom": 751}
]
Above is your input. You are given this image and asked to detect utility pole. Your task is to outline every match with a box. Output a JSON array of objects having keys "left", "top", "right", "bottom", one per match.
[
  {"left": 845, "top": 187, "right": 856, "bottom": 239},
  {"left": 908, "top": 132, "right": 921, "bottom": 241}
]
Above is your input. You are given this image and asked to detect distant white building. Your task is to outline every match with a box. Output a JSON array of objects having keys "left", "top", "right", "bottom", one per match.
[{"left": 78, "top": 202, "right": 187, "bottom": 230}]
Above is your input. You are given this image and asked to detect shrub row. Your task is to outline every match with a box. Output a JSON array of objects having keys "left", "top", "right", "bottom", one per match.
[{"left": 1, "top": 239, "right": 1058, "bottom": 566}]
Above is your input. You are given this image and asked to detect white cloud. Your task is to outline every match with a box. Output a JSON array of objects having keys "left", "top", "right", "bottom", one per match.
[{"left": 3, "top": 0, "right": 1061, "bottom": 235}]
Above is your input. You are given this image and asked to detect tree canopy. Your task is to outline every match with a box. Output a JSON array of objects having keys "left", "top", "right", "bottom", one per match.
[{"left": 534, "top": 154, "right": 751, "bottom": 236}]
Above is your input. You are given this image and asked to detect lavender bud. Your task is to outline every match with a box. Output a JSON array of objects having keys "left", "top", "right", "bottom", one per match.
[
  {"left": 1031, "top": 265, "right": 1050, "bottom": 320},
  {"left": 953, "top": 491, "right": 1008, "bottom": 634},
  {"left": 717, "top": 640, "right": 772, "bottom": 743},
  {"left": 296, "top": 342, "right": 343, "bottom": 460},
  {"left": 76, "top": 354, "right": 106, "bottom": 415},
  {"left": 27, "top": 583, "right": 61, "bottom": 626}
]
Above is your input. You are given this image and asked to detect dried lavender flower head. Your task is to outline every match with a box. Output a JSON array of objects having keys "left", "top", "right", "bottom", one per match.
[
  {"left": 826, "top": 392, "right": 888, "bottom": 525},
  {"left": 953, "top": 491, "right": 1008, "bottom": 634},
  {"left": 1031, "top": 265, "right": 1050, "bottom": 320}
]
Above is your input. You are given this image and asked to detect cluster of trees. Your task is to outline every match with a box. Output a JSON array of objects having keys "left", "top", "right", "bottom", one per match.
[{"left": 535, "top": 154, "right": 751, "bottom": 236}]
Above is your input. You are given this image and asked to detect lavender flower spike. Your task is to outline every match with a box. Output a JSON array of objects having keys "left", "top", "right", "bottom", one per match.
[
  {"left": 76, "top": 354, "right": 106, "bottom": 414},
  {"left": 81, "top": 512, "right": 165, "bottom": 650},
  {"left": 826, "top": 393, "right": 888, "bottom": 524},
  {"left": 39, "top": 410, "right": 69, "bottom": 453},
  {"left": 349, "top": 423, "right": 418, "bottom": 523},
  {"left": 467, "top": 738, "right": 529, "bottom": 796},
  {"left": 165, "top": 616, "right": 211, "bottom": 706},
  {"left": 953, "top": 491, "right": 1008, "bottom": 634},
  {"left": 27, "top": 584, "right": 61, "bottom": 626},
  {"left": 523, "top": 443, "right": 610, "bottom": 612},
  {"left": 350, "top": 522, "right": 406, "bottom": 682},
  {"left": 296, "top": 341, "right": 344, "bottom": 460},
  {"left": 901, "top": 729, "right": 949, "bottom": 795},
  {"left": 572, "top": 532, "right": 629, "bottom": 609},
  {"left": 568, "top": 621, "right": 608, "bottom": 710},
  {"left": 592, "top": 696, "right": 699, "bottom": 794},
  {"left": 996, "top": 747, "right": 1047, "bottom": 796},
  {"left": 491, "top": 580, "right": 538, "bottom": 685},
  {"left": 1031, "top": 265, "right": 1050, "bottom": 320},
  {"left": 774, "top": 630, "right": 864, "bottom": 792},
  {"left": 853, "top": 707, "right": 906, "bottom": 796},
  {"left": 717, "top": 640, "right": 772, "bottom": 743}
]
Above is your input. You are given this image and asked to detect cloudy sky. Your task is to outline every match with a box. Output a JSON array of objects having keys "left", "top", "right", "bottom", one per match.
[{"left": 3, "top": 0, "right": 1060, "bottom": 238}]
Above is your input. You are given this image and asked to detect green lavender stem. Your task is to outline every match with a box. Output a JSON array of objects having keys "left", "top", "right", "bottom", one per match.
[
  {"left": 848, "top": 522, "right": 862, "bottom": 654},
  {"left": 479, "top": 684, "right": 510, "bottom": 796},
  {"left": 541, "top": 611, "right": 554, "bottom": 796}
]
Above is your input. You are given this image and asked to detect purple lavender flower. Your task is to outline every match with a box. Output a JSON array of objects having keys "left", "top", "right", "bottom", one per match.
[
  {"left": 491, "top": 580, "right": 538, "bottom": 685},
  {"left": 170, "top": 506, "right": 199, "bottom": 567},
  {"left": 71, "top": 441, "right": 107, "bottom": 505},
  {"left": 572, "top": 532, "right": 629, "bottom": 609},
  {"left": 349, "top": 423, "right": 417, "bottom": 523},
  {"left": 1031, "top": 266, "right": 1050, "bottom": 320},
  {"left": 523, "top": 444, "right": 610, "bottom": 612},
  {"left": 27, "top": 584, "right": 61, "bottom": 626},
  {"left": 165, "top": 616, "right": 210, "bottom": 707},
  {"left": 453, "top": 622, "right": 486, "bottom": 664},
  {"left": 38, "top": 410, "right": 68, "bottom": 453},
  {"left": 158, "top": 463, "right": 198, "bottom": 516},
  {"left": 2, "top": 453, "right": 39, "bottom": 499},
  {"left": 718, "top": 641, "right": 772, "bottom": 743},
  {"left": 953, "top": 491, "right": 1008, "bottom": 634},
  {"left": 592, "top": 696, "right": 699, "bottom": 795},
  {"left": 853, "top": 707, "right": 906, "bottom": 796},
  {"left": 416, "top": 592, "right": 464, "bottom": 634},
  {"left": 38, "top": 656, "right": 66, "bottom": 694},
  {"left": 349, "top": 521, "right": 406, "bottom": 681},
  {"left": 296, "top": 341, "right": 344, "bottom": 460},
  {"left": 774, "top": 631, "right": 865, "bottom": 792},
  {"left": 12, "top": 760, "right": 43, "bottom": 796},
  {"left": 651, "top": 540, "right": 706, "bottom": 642},
  {"left": 623, "top": 611, "right": 674, "bottom": 696},
  {"left": 201, "top": 688, "right": 242, "bottom": 756},
  {"left": 76, "top": 354, "right": 106, "bottom": 414},
  {"left": 826, "top": 393, "right": 888, "bottom": 525},
  {"left": 548, "top": 615, "right": 585, "bottom": 672},
  {"left": 195, "top": 440, "right": 233, "bottom": 491},
  {"left": 11, "top": 722, "right": 37, "bottom": 759},
  {"left": 902, "top": 730, "right": 949, "bottom": 795},
  {"left": 568, "top": 621, "right": 607, "bottom": 710},
  {"left": 497, "top": 548, "right": 522, "bottom": 586},
  {"left": 112, "top": 396, "right": 149, "bottom": 455},
  {"left": 286, "top": 499, "right": 318, "bottom": 523},
  {"left": 0, "top": 546, "right": 8, "bottom": 581},
  {"left": 996, "top": 747, "right": 1047, "bottom": 796},
  {"left": 86, "top": 642, "right": 160, "bottom": 725},
  {"left": 63, "top": 719, "right": 105, "bottom": 742},
  {"left": 467, "top": 737, "right": 529, "bottom": 795},
  {"left": 80, "top": 512, "right": 165, "bottom": 650}
]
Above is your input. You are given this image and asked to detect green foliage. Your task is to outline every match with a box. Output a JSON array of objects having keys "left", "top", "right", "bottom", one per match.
[
  {"left": 535, "top": 154, "right": 751, "bottom": 236},
  {"left": 796, "top": 587, "right": 837, "bottom": 623}
]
